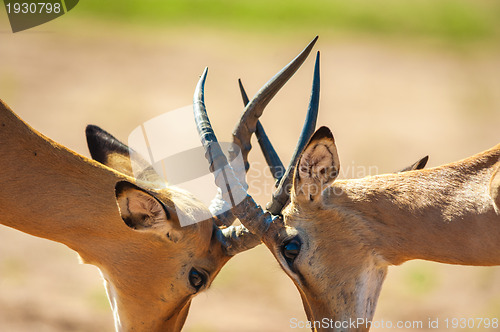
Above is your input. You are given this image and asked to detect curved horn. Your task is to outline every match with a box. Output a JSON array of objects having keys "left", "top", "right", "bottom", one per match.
[
  {"left": 229, "top": 36, "right": 318, "bottom": 171},
  {"left": 267, "top": 51, "right": 321, "bottom": 215},
  {"left": 194, "top": 39, "right": 319, "bottom": 254},
  {"left": 211, "top": 36, "right": 318, "bottom": 226},
  {"left": 194, "top": 68, "right": 273, "bottom": 254},
  {"left": 238, "top": 79, "right": 285, "bottom": 182}
]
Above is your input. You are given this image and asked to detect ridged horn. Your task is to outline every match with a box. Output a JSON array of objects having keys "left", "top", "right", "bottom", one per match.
[
  {"left": 238, "top": 79, "right": 285, "bottom": 182},
  {"left": 194, "top": 39, "right": 319, "bottom": 253},
  {"left": 229, "top": 36, "right": 318, "bottom": 171},
  {"left": 267, "top": 51, "right": 320, "bottom": 215},
  {"left": 193, "top": 68, "right": 273, "bottom": 253},
  {"left": 211, "top": 36, "right": 318, "bottom": 226}
]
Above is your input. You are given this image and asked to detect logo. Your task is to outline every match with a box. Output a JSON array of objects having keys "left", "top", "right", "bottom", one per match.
[
  {"left": 4, "top": 0, "right": 79, "bottom": 33},
  {"left": 127, "top": 106, "right": 247, "bottom": 227}
]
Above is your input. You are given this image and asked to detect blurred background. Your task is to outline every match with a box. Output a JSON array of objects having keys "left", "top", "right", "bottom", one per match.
[{"left": 1, "top": 0, "right": 500, "bottom": 331}]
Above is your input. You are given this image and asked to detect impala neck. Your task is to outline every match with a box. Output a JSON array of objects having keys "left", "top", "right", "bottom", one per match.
[
  {"left": 333, "top": 144, "right": 500, "bottom": 266},
  {"left": 0, "top": 101, "right": 127, "bottom": 258}
]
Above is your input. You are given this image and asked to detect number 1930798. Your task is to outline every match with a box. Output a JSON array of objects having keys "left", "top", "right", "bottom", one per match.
[
  {"left": 6, "top": 2, "right": 62, "bottom": 14},
  {"left": 443, "top": 317, "right": 498, "bottom": 329}
]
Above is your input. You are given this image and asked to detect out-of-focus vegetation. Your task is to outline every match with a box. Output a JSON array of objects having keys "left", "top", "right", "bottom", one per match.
[{"left": 75, "top": 0, "right": 500, "bottom": 44}]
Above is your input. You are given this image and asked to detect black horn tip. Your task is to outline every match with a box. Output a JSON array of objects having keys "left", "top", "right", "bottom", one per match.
[
  {"left": 238, "top": 79, "right": 250, "bottom": 106},
  {"left": 201, "top": 67, "right": 209, "bottom": 78},
  {"left": 304, "top": 36, "right": 319, "bottom": 52}
]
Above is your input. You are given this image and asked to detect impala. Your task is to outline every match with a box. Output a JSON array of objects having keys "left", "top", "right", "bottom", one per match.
[
  {"left": 0, "top": 98, "right": 240, "bottom": 331},
  {"left": 193, "top": 42, "right": 500, "bottom": 331}
]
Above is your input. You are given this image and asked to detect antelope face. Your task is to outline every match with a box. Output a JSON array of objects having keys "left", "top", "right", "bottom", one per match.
[
  {"left": 257, "top": 127, "right": 386, "bottom": 331},
  {"left": 104, "top": 187, "right": 229, "bottom": 332},
  {"left": 84, "top": 126, "right": 232, "bottom": 331},
  {"left": 273, "top": 211, "right": 387, "bottom": 331}
]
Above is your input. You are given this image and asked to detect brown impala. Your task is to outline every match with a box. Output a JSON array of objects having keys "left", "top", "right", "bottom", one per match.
[{"left": 193, "top": 40, "right": 500, "bottom": 331}]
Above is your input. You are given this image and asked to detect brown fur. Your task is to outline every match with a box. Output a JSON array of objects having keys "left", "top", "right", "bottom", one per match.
[
  {"left": 261, "top": 127, "right": 500, "bottom": 331},
  {"left": 0, "top": 100, "right": 231, "bottom": 331}
]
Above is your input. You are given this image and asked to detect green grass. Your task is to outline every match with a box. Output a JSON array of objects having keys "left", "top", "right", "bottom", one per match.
[{"left": 73, "top": 0, "right": 500, "bottom": 43}]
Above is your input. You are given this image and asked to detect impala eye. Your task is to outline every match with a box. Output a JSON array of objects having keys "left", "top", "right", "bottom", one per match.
[
  {"left": 189, "top": 268, "right": 206, "bottom": 291},
  {"left": 282, "top": 237, "right": 302, "bottom": 266}
]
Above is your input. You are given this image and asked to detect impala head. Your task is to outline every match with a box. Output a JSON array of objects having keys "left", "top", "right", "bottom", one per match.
[
  {"left": 84, "top": 124, "right": 251, "bottom": 331},
  {"left": 275, "top": 127, "right": 387, "bottom": 330},
  {"left": 193, "top": 37, "right": 429, "bottom": 331},
  {"left": 0, "top": 95, "right": 262, "bottom": 331}
]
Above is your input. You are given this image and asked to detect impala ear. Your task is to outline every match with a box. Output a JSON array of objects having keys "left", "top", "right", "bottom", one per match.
[
  {"left": 115, "top": 181, "right": 182, "bottom": 242},
  {"left": 86, "top": 125, "right": 135, "bottom": 175},
  {"left": 86, "top": 125, "right": 163, "bottom": 184},
  {"left": 398, "top": 155, "right": 429, "bottom": 173},
  {"left": 490, "top": 164, "right": 500, "bottom": 212},
  {"left": 293, "top": 126, "right": 340, "bottom": 202}
]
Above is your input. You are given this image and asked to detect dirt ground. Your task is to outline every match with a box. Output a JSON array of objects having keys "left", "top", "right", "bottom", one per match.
[{"left": 1, "top": 17, "right": 500, "bottom": 332}]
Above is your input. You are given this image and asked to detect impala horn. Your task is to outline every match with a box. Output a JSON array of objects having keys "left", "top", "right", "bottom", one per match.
[
  {"left": 207, "top": 36, "right": 318, "bottom": 227},
  {"left": 194, "top": 39, "right": 320, "bottom": 242}
]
